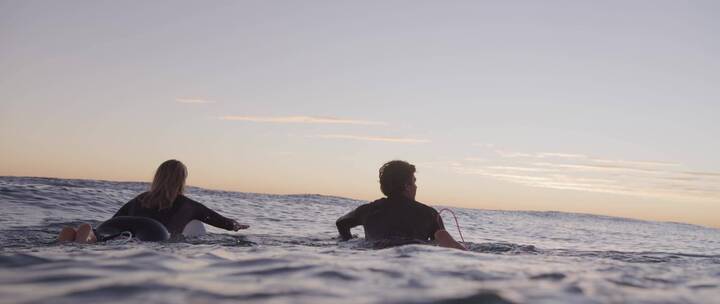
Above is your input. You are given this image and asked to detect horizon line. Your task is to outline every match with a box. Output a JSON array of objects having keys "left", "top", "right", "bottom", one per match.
[{"left": 1, "top": 174, "right": 718, "bottom": 230}]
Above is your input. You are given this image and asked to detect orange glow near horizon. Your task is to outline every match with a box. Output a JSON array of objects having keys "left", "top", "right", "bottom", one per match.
[{"left": 1, "top": 156, "right": 718, "bottom": 229}]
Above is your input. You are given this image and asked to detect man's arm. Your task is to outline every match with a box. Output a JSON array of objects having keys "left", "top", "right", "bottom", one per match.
[
  {"left": 434, "top": 230, "right": 467, "bottom": 250},
  {"left": 432, "top": 209, "right": 466, "bottom": 250},
  {"left": 336, "top": 206, "right": 364, "bottom": 241}
]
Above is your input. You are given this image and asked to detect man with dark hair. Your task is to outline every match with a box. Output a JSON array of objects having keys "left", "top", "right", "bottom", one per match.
[{"left": 336, "top": 160, "right": 465, "bottom": 250}]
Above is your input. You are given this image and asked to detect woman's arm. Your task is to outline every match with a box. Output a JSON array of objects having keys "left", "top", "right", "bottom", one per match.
[
  {"left": 112, "top": 193, "right": 147, "bottom": 218},
  {"left": 191, "top": 199, "right": 248, "bottom": 231},
  {"left": 111, "top": 201, "right": 132, "bottom": 218}
]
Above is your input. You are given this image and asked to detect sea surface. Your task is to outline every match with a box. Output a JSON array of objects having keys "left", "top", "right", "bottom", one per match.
[{"left": 0, "top": 176, "right": 718, "bottom": 304}]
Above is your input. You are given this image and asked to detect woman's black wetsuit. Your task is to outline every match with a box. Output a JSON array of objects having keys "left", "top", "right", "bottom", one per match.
[
  {"left": 95, "top": 216, "right": 170, "bottom": 241},
  {"left": 99, "top": 193, "right": 236, "bottom": 239}
]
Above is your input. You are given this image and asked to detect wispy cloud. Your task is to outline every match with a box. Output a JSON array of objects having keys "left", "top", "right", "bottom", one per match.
[
  {"left": 472, "top": 143, "right": 497, "bottom": 149},
  {"left": 315, "top": 134, "right": 430, "bottom": 144},
  {"left": 680, "top": 171, "right": 720, "bottom": 178},
  {"left": 463, "top": 157, "right": 487, "bottom": 162},
  {"left": 532, "top": 162, "right": 664, "bottom": 174},
  {"left": 451, "top": 147, "right": 720, "bottom": 201},
  {"left": 494, "top": 149, "right": 680, "bottom": 169},
  {"left": 485, "top": 166, "right": 554, "bottom": 173},
  {"left": 588, "top": 159, "right": 681, "bottom": 167},
  {"left": 496, "top": 151, "right": 537, "bottom": 158},
  {"left": 538, "top": 152, "right": 588, "bottom": 159},
  {"left": 497, "top": 151, "right": 589, "bottom": 159},
  {"left": 220, "top": 115, "right": 385, "bottom": 125},
  {"left": 176, "top": 98, "right": 216, "bottom": 104}
]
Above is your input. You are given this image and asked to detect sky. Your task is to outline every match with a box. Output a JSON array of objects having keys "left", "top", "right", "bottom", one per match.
[{"left": 1, "top": 1, "right": 718, "bottom": 228}]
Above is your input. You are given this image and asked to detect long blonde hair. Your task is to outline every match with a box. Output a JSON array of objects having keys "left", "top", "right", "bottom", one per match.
[{"left": 142, "top": 159, "right": 188, "bottom": 210}]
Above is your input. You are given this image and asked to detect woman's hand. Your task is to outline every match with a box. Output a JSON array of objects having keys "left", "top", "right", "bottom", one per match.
[{"left": 232, "top": 220, "right": 249, "bottom": 231}]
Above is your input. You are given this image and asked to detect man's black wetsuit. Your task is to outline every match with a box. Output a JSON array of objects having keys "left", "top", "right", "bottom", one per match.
[
  {"left": 336, "top": 196, "right": 444, "bottom": 242},
  {"left": 112, "top": 193, "right": 236, "bottom": 236}
]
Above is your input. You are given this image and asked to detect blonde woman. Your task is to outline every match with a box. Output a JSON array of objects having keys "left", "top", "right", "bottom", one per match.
[{"left": 58, "top": 159, "right": 248, "bottom": 243}]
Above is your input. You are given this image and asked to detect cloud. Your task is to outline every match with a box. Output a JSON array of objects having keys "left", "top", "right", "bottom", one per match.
[
  {"left": 315, "top": 134, "right": 430, "bottom": 144},
  {"left": 538, "top": 153, "right": 588, "bottom": 159},
  {"left": 681, "top": 171, "right": 720, "bottom": 178},
  {"left": 220, "top": 115, "right": 385, "bottom": 125},
  {"left": 588, "top": 158, "right": 681, "bottom": 167},
  {"left": 472, "top": 143, "right": 496, "bottom": 149},
  {"left": 496, "top": 151, "right": 537, "bottom": 158},
  {"left": 459, "top": 166, "right": 719, "bottom": 200},
  {"left": 484, "top": 166, "right": 554, "bottom": 172},
  {"left": 496, "top": 151, "right": 588, "bottom": 159},
  {"left": 176, "top": 98, "right": 216, "bottom": 104},
  {"left": 463, "top": 157, "right": 487, "bottom": 162},
  {"left": 499, "top": 152, "right": 601, "bottom": 160},
  {"left": 450, "top": 148, "right": 720, "bottom": 201},
  {"left": 532, "top": 162, "right": 664, "bottom": 174}
]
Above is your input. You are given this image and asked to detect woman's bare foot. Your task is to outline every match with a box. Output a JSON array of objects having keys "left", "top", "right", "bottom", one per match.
[
  {"left": 74, "top": 223, "right": 97, "bottom": 243},
  {"left": 434, "top": 229, "right": 466, "bottom": 250},
  {"left": 58, "top": 227, "right": 77, "bottom": 243}
]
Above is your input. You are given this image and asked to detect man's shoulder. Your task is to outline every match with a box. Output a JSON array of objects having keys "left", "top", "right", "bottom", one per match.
[
  {"left": 347, "top": 198, "right": 386, "bottom": 217},
  {"left": 412, "top": 200, "right": 439, "bottom": 214},
  {"left": 369, "top": 198, "right": 387, "bottom": 205},
  {"left": 358, "top": 198, "right": 385, "bottom": 210}
]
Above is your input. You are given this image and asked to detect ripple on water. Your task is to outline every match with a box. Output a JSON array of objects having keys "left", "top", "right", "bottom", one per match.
[
  {"left": 18, "top": 273, "right": 101, "bottom": 284},
  {"left": 468, "top": 242, "right": 539, "bottom": 255},
  {"left": 429, "top": 270, "right": 505, "bottom": 282},
  {"left": 530, "top": 272, "right": 566, "bottom": 281},
  {"left": 210, "top": 257, "right": 289, "bottom": 268},
  {"left": 60, "top": 283, "right": 187, "bottom": 300},
  {"left": 689, "top": 284, "right": 717, "bottom": 290},
  {"left": 401, "top": 291, "right": 514, "bottom": 304},
  {"left": 368, "top": 267, "right": 404, "bottom": 279},
  {"left": 0, "top": 253, "right": 56, "bottom": 268},
  {"left": 312, "top": 270, "right": 358, "bottom": 281},
  {"left": 228, "top": 264, "right": 318, "bottom": 276}
]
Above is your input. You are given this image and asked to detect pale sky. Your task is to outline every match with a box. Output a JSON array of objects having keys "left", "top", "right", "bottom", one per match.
[{"left": 1, "top": 1, "right": 719, "bottom": 228}]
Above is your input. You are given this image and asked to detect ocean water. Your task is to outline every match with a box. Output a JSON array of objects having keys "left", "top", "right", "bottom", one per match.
[{"left": 0, "top": 176, "right": 718, "bottom": 304}]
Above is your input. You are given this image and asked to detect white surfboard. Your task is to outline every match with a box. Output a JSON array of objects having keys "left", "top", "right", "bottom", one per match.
[{"left": 182, "top": 220, "right": 207, "bottom": 237}]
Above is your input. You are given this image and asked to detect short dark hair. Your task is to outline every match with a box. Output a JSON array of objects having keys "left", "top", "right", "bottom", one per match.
[{"left": 379, "top": 160, "right": 416, "bottom": 197}]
